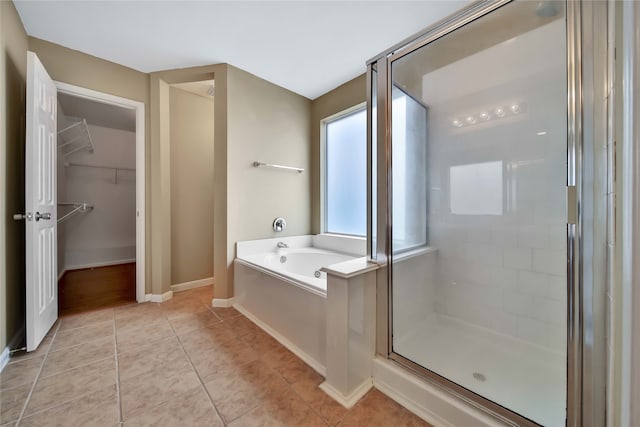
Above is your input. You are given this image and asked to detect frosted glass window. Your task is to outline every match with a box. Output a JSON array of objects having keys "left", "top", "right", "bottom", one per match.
[
  {"left": 450, "top": 161, "right": 503, "bottom": 215},
  {"left": 325, "top": 108, "right": 367, "bottom": 236},
  {"left": 392, "top": 87, "right": 428, "bottom": 251}
]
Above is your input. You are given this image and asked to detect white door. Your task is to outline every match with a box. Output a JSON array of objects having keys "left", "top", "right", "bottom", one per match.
[{"left": 25, "top": 51, "right": 57, "bottom": 351}]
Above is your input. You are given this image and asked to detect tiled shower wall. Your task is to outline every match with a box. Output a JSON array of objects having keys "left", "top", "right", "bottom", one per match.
[{"left": 425, "top": 20, "right": 567, "bottom": 352}]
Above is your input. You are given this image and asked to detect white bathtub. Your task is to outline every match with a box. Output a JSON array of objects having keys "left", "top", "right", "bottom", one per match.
[
  {"left": 237, "top": 248, "right": 354, "bottom": 296},
  {"left": 234, "top": 235, "right": 364, "bottom": 373}
]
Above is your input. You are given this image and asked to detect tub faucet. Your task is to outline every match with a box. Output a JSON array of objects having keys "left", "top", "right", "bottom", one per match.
[{"left": 277, "top": 242, "right": 289, "bottom": 249}]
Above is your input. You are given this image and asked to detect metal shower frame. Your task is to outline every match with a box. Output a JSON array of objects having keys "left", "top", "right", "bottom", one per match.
[{"left": 366, "top": 1, "right": 609, "bottom": 425}]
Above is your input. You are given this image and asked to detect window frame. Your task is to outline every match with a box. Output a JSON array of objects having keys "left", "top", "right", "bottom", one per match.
[{"left": 320, "top": 102, "right": 367, "bottom": 237}]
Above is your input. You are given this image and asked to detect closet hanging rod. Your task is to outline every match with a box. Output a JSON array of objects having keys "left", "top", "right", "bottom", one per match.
[
  {"left": 64, "top": 162, "right": 135, "bottom": 172},
  {"left": 58, "top": 201, "right": 91, "bottom": 207},
  {"left": 57, "top": 202, "right": 93, "bottom": 224},
  {"left": 252, "top": 161, "right": 304, "bottom": 173}
]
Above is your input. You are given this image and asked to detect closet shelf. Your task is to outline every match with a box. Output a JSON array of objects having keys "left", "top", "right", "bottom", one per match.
[
  {"left": 57, "top": 118, "right": 94, "bottom": 157},
  {"left": 65, "top": 162, "right": 135, "bottom": 184},
  {"left": 58, "top": 202, "right": 93, "bottom": 224}
]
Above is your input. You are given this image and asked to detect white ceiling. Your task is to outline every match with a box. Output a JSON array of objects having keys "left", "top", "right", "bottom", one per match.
[{"left": 14, "top": 1, "right": 466, "bottom": 100}]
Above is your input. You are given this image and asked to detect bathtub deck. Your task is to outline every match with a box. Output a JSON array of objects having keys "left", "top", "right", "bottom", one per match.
[{"left": 394, "top": 314, "right": 565, "bottom": 427}]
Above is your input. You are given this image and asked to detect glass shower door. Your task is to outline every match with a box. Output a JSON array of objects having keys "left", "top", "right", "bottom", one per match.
[{"left": 387, "top": 1, "right": 567, "bottom": 425}]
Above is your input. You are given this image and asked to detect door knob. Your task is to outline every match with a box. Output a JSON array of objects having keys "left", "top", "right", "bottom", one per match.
[
  {"left": 35, "top": 212, "right": 51, "bottom": 221},
  {"left": 13, "top": 212, "right": 33, "bottom": 221}
]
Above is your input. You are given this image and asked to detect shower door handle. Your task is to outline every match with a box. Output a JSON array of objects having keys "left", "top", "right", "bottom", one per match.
[{"left": 567, "top": 186, "right": 577, "bottom": 225}]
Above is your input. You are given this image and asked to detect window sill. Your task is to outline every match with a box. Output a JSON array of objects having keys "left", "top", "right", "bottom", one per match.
[{"left": 319, "top": 233, "right": 366, "bottom": 241}]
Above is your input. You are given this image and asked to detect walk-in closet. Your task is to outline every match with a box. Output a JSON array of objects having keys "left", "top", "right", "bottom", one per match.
[{"left": 56, "top": 92, "right": 137, "bottom": 314}]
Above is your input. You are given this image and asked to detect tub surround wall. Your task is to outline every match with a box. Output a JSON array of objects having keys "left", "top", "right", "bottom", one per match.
[
  {"left": 237, "top": 234, "right": 366, "bottom": 259},
  {"left": 236, "top": 235, "right": 364, "bottom": 296},
  {"left": 313, "top": 234, "right": 366, "bottom": 256},
  {"left": 321, "top": 260, "right": 378, "bottom": 408},
  {"left": 234, "top": 260, "right": 327, "bottom": 373},
  {"left": 234, "top": 234, "right": 368, "bottom": 376},
  {"left": 237, "top": 235, "right": 314, "bottom": 258}
]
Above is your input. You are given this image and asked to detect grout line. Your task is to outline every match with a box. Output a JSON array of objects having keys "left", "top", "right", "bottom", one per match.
[
  {"left": 55, "top": 317, "right": 115, "bottom": 334},
  {"left": 289, "top": 381, "right": 340, "bottom": 427},
  {"left": 12, "top": 383, "right": 117, "bottom": 423},
  {"left": 218, "top": 306, "right": 335, "bottom": 426},
  {"left": 112, "top": 310, "right": 124, "bottom": 425},
  {"left": 165, "top": 307, "right": 228, "bottom": 426},
  {"left": 205, "top": 304, "right": 225, "bottom": 323},
  {"left": 33, "top": 354, "right": 115, "bottom": 381},
  {"left": 15, "top": 320, "right": 61, "bottom": 426}
]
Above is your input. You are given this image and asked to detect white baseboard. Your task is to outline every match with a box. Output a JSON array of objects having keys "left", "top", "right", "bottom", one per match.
[
  {"left": 145, "top": 291, "right": 173, "bottom": 303},
  {"left": 65, "top": 258, "right": 136, "bottom": 271},
  {"left": 1, "top": 325, "right": 26, "bottom": 373},
  {"left": 233, "top": 302, "right": 326, "bottom": 377},
  {"left": 212, "top": 297, "right": 235, "bottom": 308},
  {"left": 0, "top": 347, "right": 9, "bottom": 373},
  {"left": 319, "top": 378, "right": 373, "bottom": 409},
  {"left": 170, "top": 277, "right": 213, "bottom": 293}
]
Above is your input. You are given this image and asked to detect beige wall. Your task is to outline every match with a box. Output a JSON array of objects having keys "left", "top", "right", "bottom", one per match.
[
  {"left": 1, "top": 0, "right": 28, "bottom": 351},
  {"left": 309, "top": 75, "right": 366, "bottom": 234},
  {"left": 225, "top": 66, "right": 312, "bottom": 298},
  {"left": 28, "top": 37, "right": 152, "bottom": 293},
  {"left": 169, "top": 87, "right": 215, "bottom": 285},
  {"left": 156, "top": 65, "right": 312, "bottom": 300},
  {"left": 0, "top": 16, "right": 358, "bottom": 346},
  {"left": 149, "top": 65, "right": 226, "bottom": 297}
]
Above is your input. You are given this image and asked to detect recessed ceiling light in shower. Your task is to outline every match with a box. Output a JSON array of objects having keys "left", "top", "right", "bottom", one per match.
[{"left": 451, "top": 102, "right": 526, "bottom": 129}]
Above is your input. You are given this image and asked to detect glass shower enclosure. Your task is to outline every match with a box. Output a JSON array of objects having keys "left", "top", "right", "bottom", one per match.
[{"left": 367, "top": 1, "right": 582, "bottom": 425}]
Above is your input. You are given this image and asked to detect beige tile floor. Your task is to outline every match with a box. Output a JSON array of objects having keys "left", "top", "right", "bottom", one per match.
[{"left": 0, "top": 286, "right": 431, "bottom": 426}]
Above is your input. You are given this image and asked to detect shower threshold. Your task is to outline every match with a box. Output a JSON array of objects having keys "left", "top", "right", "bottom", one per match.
[{"left": 394, "top": 314, "right": 565, "bottom": 427}]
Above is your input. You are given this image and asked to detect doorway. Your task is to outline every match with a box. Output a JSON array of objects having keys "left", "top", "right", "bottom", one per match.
[
  {"left": 168, "top": 80, "right": 215, "bottom": 293},
  {"left": 55, "top": 82, "right": 145, "bottom": 314}
]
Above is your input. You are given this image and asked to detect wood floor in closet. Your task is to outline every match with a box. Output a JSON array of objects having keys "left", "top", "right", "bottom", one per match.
[{"left": 58, "top": 263, "right": 136, "bottom": 316}]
